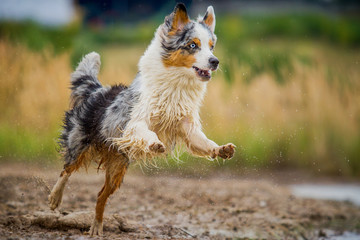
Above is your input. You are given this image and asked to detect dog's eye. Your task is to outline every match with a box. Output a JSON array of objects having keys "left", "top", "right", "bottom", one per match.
[{"left": 190, "top": 43, "right": 196, "bottom": 49}]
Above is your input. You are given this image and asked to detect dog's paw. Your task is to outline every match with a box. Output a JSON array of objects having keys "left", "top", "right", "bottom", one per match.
[
  {"left": 89, "top": 219, "right": 103, "bottom": 236},
  {"left": 148, "top": 142, "right": 165, "bottom": 153},
  {"left": 213, "top": 143, "right": 236, "bottom": 159},
  {"left": 48, "top": 191, "right": 62, "bottom": 211}
]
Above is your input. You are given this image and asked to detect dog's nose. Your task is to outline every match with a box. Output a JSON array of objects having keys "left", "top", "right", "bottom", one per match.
[{"left": 209, "top": 57, "right": 219, "bottom": 69}]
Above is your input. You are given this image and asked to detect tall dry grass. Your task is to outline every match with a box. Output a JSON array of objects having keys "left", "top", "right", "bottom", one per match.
[
  {"left": 0, "top": 40, "right": 359, "bottom": 176},
  {"left": 0, "top": 41, "right": 71, "bottom": 157},
  {"left": 0, "top": 41, "right": 71, "bottom": 129},
  {"left": 202, "top": 42, "right": 360, "bottom": 175}
]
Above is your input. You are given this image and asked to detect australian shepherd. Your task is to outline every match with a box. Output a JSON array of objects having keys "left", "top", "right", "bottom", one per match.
[{"left": 48, "top": 3, "right": 235, "bottom": 236}]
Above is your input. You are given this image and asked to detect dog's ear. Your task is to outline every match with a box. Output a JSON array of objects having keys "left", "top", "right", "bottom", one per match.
[
  {"left": 165, "top": 3, "right": 190, "bottom": 34},
  {"left": 199, "top": 6, "right": 216, "bottom": 32}
]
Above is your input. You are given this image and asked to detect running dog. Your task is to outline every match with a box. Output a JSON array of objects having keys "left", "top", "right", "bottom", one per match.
[{"left": 48, "top": 3, "right": 235, "bottom": 236}]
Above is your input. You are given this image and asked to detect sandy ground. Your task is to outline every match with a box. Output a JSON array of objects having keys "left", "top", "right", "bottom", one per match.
[{"left": 0, "top": 163, "right": 359, "bottom": 240}]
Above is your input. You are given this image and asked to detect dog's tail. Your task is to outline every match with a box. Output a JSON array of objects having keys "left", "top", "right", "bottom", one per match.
[{"left": 70, "top": 52, "right": 102, "bottom": 107}]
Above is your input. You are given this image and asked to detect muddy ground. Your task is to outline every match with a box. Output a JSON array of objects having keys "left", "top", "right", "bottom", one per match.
[{"left": 0, "top": 163, "right": 359, "bottom": 240}]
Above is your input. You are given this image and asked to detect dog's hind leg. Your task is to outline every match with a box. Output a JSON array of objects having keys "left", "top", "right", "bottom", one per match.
[
  {"left": 48, "top": 167, "right": 73, "bottom": 210},
  {"left": 90, "top": 155, "right": 129, "bottom": 236},
  {"left": 49, "top": 147, "right": 92, "bottom": 210}
]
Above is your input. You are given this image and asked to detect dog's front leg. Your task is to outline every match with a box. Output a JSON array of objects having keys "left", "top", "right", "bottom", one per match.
[
  {"left": 132, "top": 121, "right": 165, "bottom": 152},
  {"left": 114, "top": 120, "right": 165, "bottom": 154},
  {"left": 180, "top": 117, "right": 235, "bottom": 159}
]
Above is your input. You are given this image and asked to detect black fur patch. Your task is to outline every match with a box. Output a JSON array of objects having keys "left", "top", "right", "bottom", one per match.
[
  {"left": 70, "top": 75, "right": 102, "bottom": 107},
  {"left": 79, "top": 85, "right": 127, "bottom": 146},
  {"left": 59, "top": 84, "right": 127, "bottom": 164},
  {"left": 59, "top": 111, "right": 74, "bottom": 151},
  {"left": 71, "top": 75, "right": 102, "bottom": 96}
]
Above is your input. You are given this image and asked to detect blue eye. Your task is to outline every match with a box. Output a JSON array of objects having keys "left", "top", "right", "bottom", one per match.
[{"left": 190, "top": 43, "right": 196, "bottom": 49}]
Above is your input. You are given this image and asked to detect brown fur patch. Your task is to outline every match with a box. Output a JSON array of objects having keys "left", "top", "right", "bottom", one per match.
[
  {"left": 192, "top": 38, "right": 201, "bottom": 47},
  {"left": 60, "top": 143, "right": 129, "bottom": 225},
  {"left": 63, "top": 145, "right": 111, "bottom": 174},
  {"left": 204, "top": 13, "right": 214, "bottom": 28},
  {"left": 95, "top": 155, "right": 128, "bottom": 222},
  {"left": 162, "top": 49, "right": 196, "bottom": 68},
  {"left": 64, "top": 147, "right": 93, "bottom": 174},
  {"left": 169, "top": 8, "right": 190, "bottom": 35},
  {"left": 209, "top": 39, "right": 214, "bottom": 49}
]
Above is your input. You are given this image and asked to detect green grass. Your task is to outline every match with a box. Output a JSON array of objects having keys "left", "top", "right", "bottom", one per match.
[
  {"left": 216, "top": 14, "right": 360, "bottom": 84},
  {"left": 217, "top": 14, "right": 360, "bottom": 47},
  {"left": 0, "top": 124, "right": 58, "bottom": 160},
  {"left": 1, "top": 13, "right": 359, "bottom": 59},
  {"left": 1, "top": 13, "right": 359, "bottom": 79},
  {"left": 0, "top": 21, "right": 78, "bottom": 54}
]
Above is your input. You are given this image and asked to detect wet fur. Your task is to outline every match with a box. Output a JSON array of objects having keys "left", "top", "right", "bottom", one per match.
[{"left": 49, "top": 3, "right": 235, "bottom": 236}]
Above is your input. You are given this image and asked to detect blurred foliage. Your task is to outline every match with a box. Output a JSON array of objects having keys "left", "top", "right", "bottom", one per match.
[
  {"left": 0, "top": 21, "right": 78, "bottom": 54},
  {"left": 1, "top": 13, "right": 359, "bottom": 49},
  {"left": 216, "top": 14, "right": 360, "bottom": 83},
  {"left": 70, "top": 23, "right": 155, "bottom": 68},
  {"left": 217, "top": 14, "right": 360, "bottom": 46},
  {"left": 1, "top": 13, "right": 359, "bottom": 81},
  {"left": 222, "top": 45, "right": 305, "bottom": 84}
]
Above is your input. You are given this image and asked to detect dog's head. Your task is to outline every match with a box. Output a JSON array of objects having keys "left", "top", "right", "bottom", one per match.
[{"left": 160, "top": 3, "right": 218, "bottom": 81}]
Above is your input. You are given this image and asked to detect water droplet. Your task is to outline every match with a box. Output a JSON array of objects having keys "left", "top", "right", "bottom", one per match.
[{"left": 259, "top": 200, "right": 267, "bottom": 207}]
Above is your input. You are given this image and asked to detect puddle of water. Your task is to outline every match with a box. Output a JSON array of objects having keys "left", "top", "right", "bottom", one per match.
[
  {"left": 327, "top": 231, "right": 360, "bottom": 240},
  {"left": 291, "top": 184, "right": 360, "bottom": 239},
  {"left": 291, "top": 184, "right": 360, "bottom": 206}
]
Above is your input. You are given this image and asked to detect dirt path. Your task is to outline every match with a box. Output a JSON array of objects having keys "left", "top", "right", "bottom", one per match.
[{"left": 0, "top": 163, "right": 359, "bottom": 239}]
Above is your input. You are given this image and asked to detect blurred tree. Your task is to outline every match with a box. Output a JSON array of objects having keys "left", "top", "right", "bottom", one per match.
[{"left": 76, "top": 0, "right": 192, "bottom": 27}]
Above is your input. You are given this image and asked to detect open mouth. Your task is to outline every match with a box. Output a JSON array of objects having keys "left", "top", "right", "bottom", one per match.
[{"left": 193, "top": 66, "right": 211, "bottom": 80}]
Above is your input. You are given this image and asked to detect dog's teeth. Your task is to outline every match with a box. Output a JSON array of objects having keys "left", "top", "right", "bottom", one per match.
[{"left": 194, "top": 67, "right": 211, "bottom": 79}]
